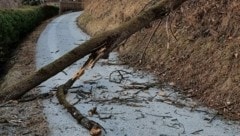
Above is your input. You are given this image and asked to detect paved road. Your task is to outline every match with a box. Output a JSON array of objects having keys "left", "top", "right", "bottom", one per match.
[{"left": 36, "top": 12, "right": 240, "bottom": 136}]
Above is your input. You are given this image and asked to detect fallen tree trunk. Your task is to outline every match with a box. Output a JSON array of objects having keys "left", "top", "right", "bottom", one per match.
[
  {"left": 56, "top": 79, "right": 103, "bottom": 136},
  {"left": 56, "top": 47, "right": 106, "bottom": 136},
  {"left": 0, "top": 0, "right": 187, "bottom": 102}
]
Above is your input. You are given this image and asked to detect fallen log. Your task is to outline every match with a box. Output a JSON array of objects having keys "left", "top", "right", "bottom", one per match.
[
  {"left": 56, "top": 79, "right": 103, "bottom": 136},
  {"left": 56, "top": 44, "right": 107, "bottom": 136},
  {"left": 0, "top": 0, "right": 187, "bottom": 102}
]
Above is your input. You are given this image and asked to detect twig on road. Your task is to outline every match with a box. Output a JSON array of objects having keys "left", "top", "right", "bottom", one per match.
[
  {"left": 145, "top": 113, "right": 172, "bottom": 119},
  {"left": 18, "top": 92, "right": 54, "bottom": 102},
  {"left": 109, "top": 70, "right": 132, "bottom": 83},
  {"left": 191, "top": 129, "right": 203, "bottom": 135},
  {"left": 208, "top": 112, "right": 219, "bottom": 124}
]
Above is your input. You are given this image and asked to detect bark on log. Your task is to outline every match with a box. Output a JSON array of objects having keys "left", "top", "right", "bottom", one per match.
[
  {"left": 56, "top": 46, "right": 106, "bottom": 136},
  {"left": 0, "top": 0, "right": 187, "bottom": 102},
  {"left": 56, "top": 79, "right": 102, "bottom": 136}
]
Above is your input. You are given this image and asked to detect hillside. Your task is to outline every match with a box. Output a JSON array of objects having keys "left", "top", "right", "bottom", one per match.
[{"left": 78, "top": 0, "right": 240, "bottom": 120}]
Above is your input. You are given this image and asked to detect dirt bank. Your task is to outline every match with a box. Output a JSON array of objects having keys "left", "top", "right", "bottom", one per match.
[{"left": 78, "top": 0, "right": 240, "bottom": 120}]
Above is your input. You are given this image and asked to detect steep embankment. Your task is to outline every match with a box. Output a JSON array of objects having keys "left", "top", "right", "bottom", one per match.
[{"left": 78, "top": 0, "right": 240, "bottom": 120}]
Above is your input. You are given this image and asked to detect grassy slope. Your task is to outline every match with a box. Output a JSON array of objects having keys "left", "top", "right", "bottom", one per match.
[{"left": 79, "top": 0, "right": 240, "bottom": 120}]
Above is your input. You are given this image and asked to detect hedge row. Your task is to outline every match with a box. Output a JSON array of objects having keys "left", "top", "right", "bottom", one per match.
[{"left": 0, "top": 6, "right": 59, "bottom": 71}]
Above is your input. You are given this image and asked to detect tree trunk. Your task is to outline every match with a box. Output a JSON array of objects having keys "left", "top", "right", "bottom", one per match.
[{"left": 0, "top": 0, "right": 187, "bottom": 102}]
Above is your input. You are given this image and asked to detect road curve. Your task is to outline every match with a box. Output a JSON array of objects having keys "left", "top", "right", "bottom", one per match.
[{"left": 36, "top": 12, "right": 240, "bottom": 136}]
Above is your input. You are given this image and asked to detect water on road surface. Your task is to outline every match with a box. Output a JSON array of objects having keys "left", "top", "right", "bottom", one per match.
[{"left": 36, "top": 12, "right": 240, "bottom": 136}]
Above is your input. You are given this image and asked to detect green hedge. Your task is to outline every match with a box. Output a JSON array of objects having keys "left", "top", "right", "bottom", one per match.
[{"left": 0, "top": 6, "right": 59, "bottom": 72}]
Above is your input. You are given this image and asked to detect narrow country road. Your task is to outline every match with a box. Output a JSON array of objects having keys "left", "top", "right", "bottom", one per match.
[{"left": 36, "top": 12, "right": 240, "bottom": 136}]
